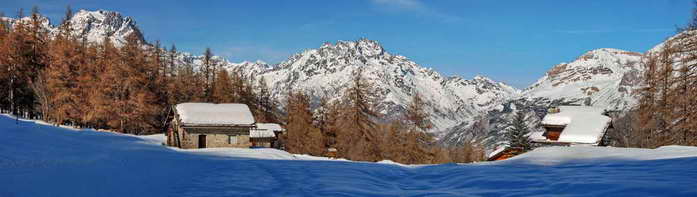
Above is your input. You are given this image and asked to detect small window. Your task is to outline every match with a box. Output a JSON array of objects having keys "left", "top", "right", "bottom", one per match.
[{"left": 229, "top": 135, "right": 238, "bottom": 144}]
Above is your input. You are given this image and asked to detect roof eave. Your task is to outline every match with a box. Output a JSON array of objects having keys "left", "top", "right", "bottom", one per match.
[{"left": 181, "top": 123, "right": 256, "bottom": 128}]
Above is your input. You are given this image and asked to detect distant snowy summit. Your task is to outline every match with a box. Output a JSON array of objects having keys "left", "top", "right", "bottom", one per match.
[
  {"left": 69, "top": 10, "right": 144, "bottom": 46},
  {"left": 523, "top": 48, "right": 643, "bottom": 110},
  {"left": 0, "top": 9, "right": 144, "bottom": 46},
  {"left": 228, "top": 38, "right": 520, "bottom": 132}
]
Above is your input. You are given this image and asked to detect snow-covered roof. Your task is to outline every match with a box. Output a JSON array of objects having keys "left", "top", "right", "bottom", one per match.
[
  {"left": 540, "top": 106, "right": 611, "bottom": 144},
  {"left": 256, "top": 123, "right": 284, "bottom": 131},
  {"left": 249, "top": 123, "right": 283, "bottom": 138},
  {"left": 488, "top": 146, "right": 509, "bottom": 159},
  {"left": 250, "top": 129, "right": 276, "bottom": 138},
  {"left": 175, "top": 103, "right": 255, "bottom": 126}
]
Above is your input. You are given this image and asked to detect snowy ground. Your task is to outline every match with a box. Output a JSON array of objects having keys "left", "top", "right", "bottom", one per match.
[{"left": 2, "top": 115, "right": 697, "bottom": 196}]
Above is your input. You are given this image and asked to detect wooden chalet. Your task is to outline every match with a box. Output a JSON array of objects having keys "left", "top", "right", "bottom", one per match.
[
  {"left": 531, "top": 106, "right": 613, "bottom": 146},
  {"left": 487, "top": 106, "right": 614, "bottom": 161}
]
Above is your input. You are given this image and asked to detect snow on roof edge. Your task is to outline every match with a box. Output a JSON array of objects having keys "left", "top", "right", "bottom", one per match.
[
  {"left": 175, "top": 103, "right": 256, "bottom": 126},
  {"left": 541, "top": 106, "right": 611, "bottom": 144}
]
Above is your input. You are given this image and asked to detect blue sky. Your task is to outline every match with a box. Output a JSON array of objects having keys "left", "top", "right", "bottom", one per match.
[{"left": 1, "top": 0, "right": 692, "bottom": 88}]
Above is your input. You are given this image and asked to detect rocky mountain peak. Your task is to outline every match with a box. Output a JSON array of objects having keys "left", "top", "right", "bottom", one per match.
[
  {"left": 0, "top": 14, "right": 52, "bottom": 30},
  {"left": 1, "top": 9, "right": 144, "bottom": 46},
  {"left": 318, "top": 38, "right": 385, "bottom": 58},
  {"left": 523, "top": 47, "right": 643, "bottom": 110},
  {"left": 68, "top": 9, "right": 144, "bottom": 45}
]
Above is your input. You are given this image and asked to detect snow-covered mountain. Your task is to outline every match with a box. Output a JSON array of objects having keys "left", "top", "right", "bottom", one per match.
[
  {"left": 226, "top": 39, "right": 520, "bottom": 132},
  {"left": 67, "top": 10, "right": 144, "bottom": 45},
  {"left": 0, "top": 14, "right": 53, "bottom": 31},
  {"left": 441, "top": 48, "right": 646, "bottom": 148},
  {"left": 523, "top": 48, "right": 643, "bottom": 110},
  {"left": 1, "top": 9, "right": 144, "bottom": 45}
]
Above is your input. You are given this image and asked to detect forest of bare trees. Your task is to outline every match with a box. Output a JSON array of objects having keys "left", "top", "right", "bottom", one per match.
[
  {"left": 623, "top": 4, "right": 697, "bottom": 148},
  {"left": 0, "top": 7, "right": 277, "bottom": 134},
  {"left": 632, "top": 32, "right": 697, "bottom": 148},
  {"left": 0, "top": 6, "right": 484, "bottom": 164}
]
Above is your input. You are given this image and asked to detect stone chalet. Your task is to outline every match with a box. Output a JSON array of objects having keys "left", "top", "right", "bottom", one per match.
[{"left": 164, "top": 103, "right": 282, "bottom": 149}]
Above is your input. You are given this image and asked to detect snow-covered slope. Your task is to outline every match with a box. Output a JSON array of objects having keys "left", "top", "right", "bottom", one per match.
[
  {"left": 523, "top": 48, "right": 643, "bottom": 110},
  {"left": 3, "top": 115, "right": 697, "bottom": 196},
  {"left": 507, "top": 145, "right": 697, "bottom": 165}
]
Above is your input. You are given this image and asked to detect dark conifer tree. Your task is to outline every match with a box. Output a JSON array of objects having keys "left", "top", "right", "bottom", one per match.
[{"left": 505, "top": 111, "right": 532, "bottom": 152}]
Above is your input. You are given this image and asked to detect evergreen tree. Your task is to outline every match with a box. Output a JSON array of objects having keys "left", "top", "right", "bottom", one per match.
[
  {"left": 202, "top": 47, "right": 216, "bottom": 101},
  {"left": 505, "top": 111, "right": 532, "bottom": 152}
]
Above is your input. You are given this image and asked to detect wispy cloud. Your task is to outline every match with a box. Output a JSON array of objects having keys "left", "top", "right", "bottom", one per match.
[
  {"left": 369, "top": 0, "right": 462, "bottom": 23},
  {"left": 555, "top": 28, "right": 673, "bottom": 34},
  {"left": 220, "top": 45, "right": 292, "bottom": 64}
]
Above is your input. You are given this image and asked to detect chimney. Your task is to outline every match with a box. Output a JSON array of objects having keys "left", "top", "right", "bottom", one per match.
[{"left": 548, "top": 107, "right": 560, "bottom": 114}]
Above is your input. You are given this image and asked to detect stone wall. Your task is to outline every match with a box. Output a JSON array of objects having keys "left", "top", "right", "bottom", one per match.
[
  {"left": 206, "top": 133, "right": 251, "bottom": 148},
  {"left": 167, "top": 121, "right": 256, "bottom": 149},
  {"left": 179, "top": 132, "right": 251, "bottom": 149}
]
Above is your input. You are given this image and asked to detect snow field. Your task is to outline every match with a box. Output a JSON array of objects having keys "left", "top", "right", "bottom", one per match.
[{"left": 2, "top": 115, "right": 697, "bottom": 196}]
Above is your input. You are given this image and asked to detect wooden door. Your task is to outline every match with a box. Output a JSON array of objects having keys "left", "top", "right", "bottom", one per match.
[{"left": 198, "top": 135, "right": 206, "bottom": 148}]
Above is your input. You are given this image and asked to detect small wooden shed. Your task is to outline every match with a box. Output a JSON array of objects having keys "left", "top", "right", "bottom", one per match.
[
  {"left": 250, "top": 123, "right": 285, "bottom": 148},
  {"left": 164, "top": 103, "right": 256, "bottom": 149}
]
